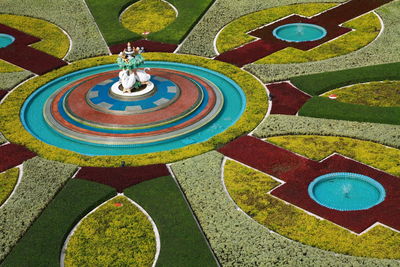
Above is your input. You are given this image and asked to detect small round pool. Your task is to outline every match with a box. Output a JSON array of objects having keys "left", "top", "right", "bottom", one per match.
[
  {"left": 0, "top": 33, "right": 15, "bottom": 48},
  {"left": 273, "top": 23, "right": 327, "bottom": 42},
  {"left": 308, "top": 172, "right": 386, "bottom": 211}
]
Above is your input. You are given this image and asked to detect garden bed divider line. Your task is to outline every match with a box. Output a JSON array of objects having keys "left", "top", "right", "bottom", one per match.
[
  {"left": 0, "top": 74, "right": 37, "bottom": 105},
  {"left": 124, "top": 194, "right": 161, "bottom": 267},
  {"left": 70, "top": 167, "right": 81, "bottom": 179},
  {"left": 166, "top": 164, "right": 221, "bottom": 267},
  {"left": 81, "top": 0, "right": 111, "bottom": 55},
  {"left": 0, "top": 164, "right": 23, "bottom": 210}
]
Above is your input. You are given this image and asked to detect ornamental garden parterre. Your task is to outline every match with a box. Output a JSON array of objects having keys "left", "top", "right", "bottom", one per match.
[{"left": 0, "top": 0, "right": 400, "bottom": 266}]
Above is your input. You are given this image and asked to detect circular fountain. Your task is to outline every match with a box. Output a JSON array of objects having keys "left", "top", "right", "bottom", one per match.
[
  {"left": 308, "top": 172, "right": 386, "bottom": 211},
  {"left": 273, "top": 23, "right": 327, "bottom": 42},
  {"left": 0, "top": 33, "right": 15, "bottom": 48},
  {"left": 21, "top": 44, "right": 246, "bottom": 156}
]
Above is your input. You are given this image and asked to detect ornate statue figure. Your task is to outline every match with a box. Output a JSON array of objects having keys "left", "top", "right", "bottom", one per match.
[{"left": 115, "top": 42, "right": 150, "bottom": 93}]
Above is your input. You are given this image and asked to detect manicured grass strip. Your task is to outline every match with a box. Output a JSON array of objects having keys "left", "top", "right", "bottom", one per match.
[
  {"left": 224, "top": 159, "right": 400, "bottom": 259},
  {"left": 75, "top": 164, "right": 169, "bottom": 192},
  {"left": 299, "top": 97, "right": 400, "bottom": 125},
  {"left": 0, "top": 14, "right": 70, "bottom": 73},
  {"left": 0, "top": 53, "right": 267, "bottom": 167},
  {"left": 0, "top": 167, "right": 18, "bottom": 206},
  {"left": 321, "top": 81, "right": 400, "bottom": 107},
  {"left": 121, "top": 0, "right": 176, "bottom": 35},
  {"left": 1, "top": 179, "right": 116, "bottom": 266},
  {"left": 65, "top": 196, "right": 155, "bottom": 266},
  {"left": 86, "top": 0, "right": 214, "bottom": 45},
  {"left": 291, "top": 62, "right": 400, "bottom": 96},
  {"left": 267, "top": 135, "right": 400, "bottom": 177},
  {"left": 0, "top": 157, "right": 76, "bottom": 262},
  {"left": 0, "top": 144, "right": 36, "bottom": 172},
  {"left": 124, "top": 176, "right": 218, "bottom": 266}
]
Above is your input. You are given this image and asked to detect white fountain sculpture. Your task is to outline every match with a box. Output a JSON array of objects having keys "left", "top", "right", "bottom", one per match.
[{"left": 110, "top": 43, "right": 154, "bottom": 98}]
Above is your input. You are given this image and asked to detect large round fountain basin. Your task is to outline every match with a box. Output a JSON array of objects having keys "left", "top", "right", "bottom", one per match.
[
  {"left": 0, "top": 33, "right": 15, "bottom": 48},
  {"left": 308, "top": 172, "right": 386, "bottom": 211},
  {"left": 273, "top": 23, "right": 327, "bottom": 42}
]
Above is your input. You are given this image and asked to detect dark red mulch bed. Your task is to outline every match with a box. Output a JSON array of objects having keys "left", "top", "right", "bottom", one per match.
[
  {"left": 219, "top": 135, "right": 400, "bottom": 233},
  {"left": 0, "top": 143, "right": 36, "bottom": 172},
  {"left": 214, "top": 0, "right": 393, "bottom": 67},
  {"left": 0, "top": 24, "right": 67, "bottom": 75},
  {"left": 0, "top": 90, "right": 8, "bottom": 101},
  {"left": 109, "top": 39, "right": 177, "bottom": 54},
  {"left": 75, "top": 164, "right": 170, "bottom": 192},
  {"left": 267, "top": 82, "right": 311, "bottom": 115}
]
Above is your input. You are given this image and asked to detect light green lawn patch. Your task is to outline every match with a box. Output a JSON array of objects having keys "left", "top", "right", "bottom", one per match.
[
  {"left": 217, "top": 3, "right": 336, "bottom": 53},
  {"left": 0, "top": 14, "right": 70, "bottom": 73},
  {"left": 65, "top": 196, "right": 156, "bottom": 266},
  {"left": 224, "top": 159, "right": 400, "bottom": 259},
  {"left": 257, "top": 12, "right": 380, "bottom": 64},
  {"left": 322, "top": 81, "right": 400, "bottom": 107},
  {"left": 121, "top": 0, "right": 177, "bottom": 35},
  {"left": 0, "top": 168, "right": 19, "bottom": 206}
]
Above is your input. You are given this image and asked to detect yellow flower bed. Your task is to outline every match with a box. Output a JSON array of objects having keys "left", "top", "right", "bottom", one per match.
[
  {"left": 65, "top": 196, "right": 156, "bottom": 266},
  {"left": 0, "top": 168, "right": 19, "bottom": 206},
  {"left": 121, "top": 0, "right": 177, "bottom": 35},
  {"left": 0, "top": 14, "right": 70, "bottom": 73}
]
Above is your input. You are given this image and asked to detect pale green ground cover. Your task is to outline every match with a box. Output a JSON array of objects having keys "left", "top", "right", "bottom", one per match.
[{"left": 0, "top": 157, "right": 76, "bottom": 262}]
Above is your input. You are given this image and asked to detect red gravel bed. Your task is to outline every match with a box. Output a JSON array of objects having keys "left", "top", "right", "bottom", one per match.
[
  {"left": 75, "top": 164, "right": 170, "bottom": 192},
  {"left": 219, "top": 136, "right": 400, "bottom": 233},
  {"left": 109, "top": 39, "right": 177, "bottom": 54},
  {"left": 267, "top": 82, "right": 311, "bottom": 115},
  {"left": 0, "top": 143, "right": 36, "bottom": 172},
  {"left": 0, "top": 24, "right": 67, "bottom": 75}
]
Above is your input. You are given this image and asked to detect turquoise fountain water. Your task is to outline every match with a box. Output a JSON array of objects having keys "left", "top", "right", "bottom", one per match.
[
  {"left": 21, "top": 61, "right": 246, "bottom": 156},
  {"left": 273, "top": 23, "right": 327, "bottom": 42},
  {"left": 0, "top": 33, "right": 15, "bottom": 48},
  {"left": 308, "top": 172, "right": 386, "bottom": 211}
]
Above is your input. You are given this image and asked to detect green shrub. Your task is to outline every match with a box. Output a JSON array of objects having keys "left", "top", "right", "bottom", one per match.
[
  {"left": 171, "top": 151, "right": 398, "bottom": 265},
  {"left": 1, "top": 179, "right": 116, "bottom": 266},
  {"left": 0, "top": 157, "right": 76, "bottom": 262},
  {"left": 124, "top": 176, "right": 217, "bottom": 266},
  {"left": 224, "top": 159, "right": 400, "bottom": 259},
  {"left": 321, "top": 81, "right": 400, "bottom": 107},
  {"left": 0, "top": 168, "right": 19, "bottom": 206},
  {"left": 253, "top": 115, "right": 400, "bottom": 148},
  {"left": 121, "top": 0, "right": 176, "bottom": 35},
  {"left": 299, "top": 96, "right": 400, "bottom": 125},
  {"left": 65, "top": 196, "right": 155, "bottom": 267},
  {"left": 0, "top": 53, "right": 267, "bottom": 167}
]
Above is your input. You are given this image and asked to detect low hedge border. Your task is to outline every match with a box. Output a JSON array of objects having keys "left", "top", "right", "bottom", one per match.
[
  {"left": 253, "top": 115, "right": 400, "bottom": 149},
  {"left": 0, "top": 14, "right": 70, "bottom": 73},
  {"left": 64, "top": 195, "right": 155, "bottom": 266},
  {"left": 170, "top": 151, "right": 399, "bottom": 265},
  {"left": 224, "top": 157, "right": 400, "bottom": 259},
  {"left": 0, "top": 53, "right": 267, "bottom": 167},
  {"left": 1, "top": 179, "right": 116, "bottom": 266},
  {"left": 124, "top": 175, "right": 217, "bottom": 266},
  {"left": 0, "top": 157, "right": 77, "bottom": 262}
]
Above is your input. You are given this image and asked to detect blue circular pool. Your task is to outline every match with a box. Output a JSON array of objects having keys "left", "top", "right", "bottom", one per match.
[
  {"left": 273, "top": 23, "right": 327, "bottom": 42},
  {"left": 308, "top": 172, "right": 386, "bottom": 211},
  {"left": 0, "top": 33, "right": 15, "bottom": 48},
  {"left": 21, "top": 61, "right": 246, "bottom": 156}
]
